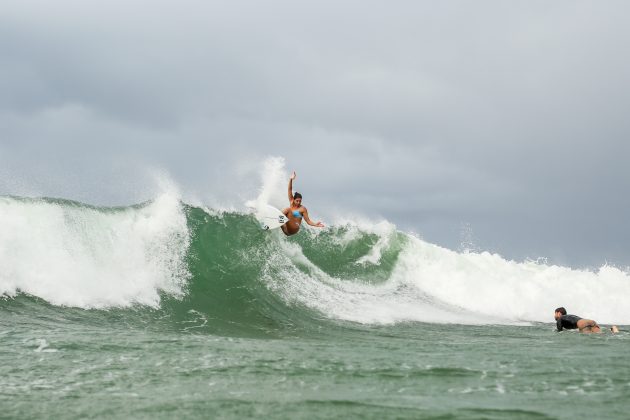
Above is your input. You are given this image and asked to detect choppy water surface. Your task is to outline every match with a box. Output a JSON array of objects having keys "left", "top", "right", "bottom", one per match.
[{"left": 3, "top": 308, "right": 628, "bottom": 419}]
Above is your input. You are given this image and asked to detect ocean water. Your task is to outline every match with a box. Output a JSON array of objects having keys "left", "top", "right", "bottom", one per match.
[{"left": 1, "top": 194, "right": 629, "bottom": 419}]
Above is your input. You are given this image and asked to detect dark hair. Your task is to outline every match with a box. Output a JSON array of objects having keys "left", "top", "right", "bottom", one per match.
[
  {"left": 293, "top": 192, "right": 302, "bottom": 200},
  {"left": 555, "top": 307, "right": 567, "bottom": 315}
]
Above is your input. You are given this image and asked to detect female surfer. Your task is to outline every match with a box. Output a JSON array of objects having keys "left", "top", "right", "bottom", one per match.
[{"left": 281, "top": 171, "right": 324, "bottom": 236}]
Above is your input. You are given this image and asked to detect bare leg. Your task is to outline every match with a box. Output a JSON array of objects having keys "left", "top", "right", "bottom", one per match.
[
  {"left": 280, "top": 208, "right": 292, "bottom": 236},
  {"left": 577, "top": 319, "right": 601, "bottom": 333}
]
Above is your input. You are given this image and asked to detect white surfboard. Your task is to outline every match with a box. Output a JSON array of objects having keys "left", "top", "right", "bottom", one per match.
[{"left": 255, "top": 205, "right": 289, "bottom": 230}]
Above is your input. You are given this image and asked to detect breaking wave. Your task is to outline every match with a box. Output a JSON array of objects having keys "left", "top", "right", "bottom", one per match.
[{"left": 2, "top": 194, "right": 629, "bottom": 332}]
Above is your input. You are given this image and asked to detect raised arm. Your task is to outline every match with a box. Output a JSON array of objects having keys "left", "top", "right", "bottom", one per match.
[
  {"left": 302, "top": 208, "right": 325, "bottom": 228},
  {"left": 288, "top": 171, "right": 296, "bottom": 203}
]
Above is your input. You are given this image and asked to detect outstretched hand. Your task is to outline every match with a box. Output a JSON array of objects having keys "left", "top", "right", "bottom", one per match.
[
  {"left": 315, "top": 222, "right": 325, "bottom": 228},
  {"left": 290, "top": 171, "right": 296, "bottom": 180}
]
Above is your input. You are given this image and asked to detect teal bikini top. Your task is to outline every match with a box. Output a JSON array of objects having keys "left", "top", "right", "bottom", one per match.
[{"left": 292, "top": 210, "right": 302, "bottom": 218}]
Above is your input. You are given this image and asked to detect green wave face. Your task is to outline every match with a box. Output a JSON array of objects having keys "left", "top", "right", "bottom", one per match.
[{"left": 165, "top": 206, "right": 407, "bottom": 337}]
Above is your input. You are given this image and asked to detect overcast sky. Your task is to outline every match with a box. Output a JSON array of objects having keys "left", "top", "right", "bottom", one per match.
[{"left": 1, "top": 1, "right": 629, "bottom": 267}]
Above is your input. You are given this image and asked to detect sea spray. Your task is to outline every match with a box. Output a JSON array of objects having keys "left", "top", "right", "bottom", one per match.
[
  {"left": 392, "top": 235, "right": 630, "bottom": 324},
  {"left": 245, "top": 156, "right": 289, "bottom": 211},
  {"left": 0, "top": 194, "right": 190, "bottom": 308}
]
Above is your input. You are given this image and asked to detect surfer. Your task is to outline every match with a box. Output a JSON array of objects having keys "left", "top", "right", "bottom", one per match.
[
  {"left": 281, "top": 171, "right": 324, "bottom": 236},
  {"left": 554, "top": 307, "right": 618, "bottom": 333}
]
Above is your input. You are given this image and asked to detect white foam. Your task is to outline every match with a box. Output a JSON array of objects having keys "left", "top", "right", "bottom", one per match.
[
  {"left": 316, "top": 218, "right": 397, "bottom": 265},
  {"left": 262, "top": 222, "right": 630, "bottom": 325},
  {"left": 33, "top": 338, "right": 58, "bottom": 353},
  {"left": 354, "top": 221, "right": 396, "bottom": 265},
  {"left": 0, "top": 193, "right": 190, "bottom": 308},
  {"left": 262, "top": 231, "right": 501, "bottom": 325},
  {"left": 395, "top": 234, "right": 630, "bottom": 324}
]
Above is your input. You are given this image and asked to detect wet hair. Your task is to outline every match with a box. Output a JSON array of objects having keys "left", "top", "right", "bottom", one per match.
[
  {"left": 555, "top": 307, "right": 567, "bottom": 315},
  {"left": 293, "top": 192, "right": 302, "bottom": 200}
]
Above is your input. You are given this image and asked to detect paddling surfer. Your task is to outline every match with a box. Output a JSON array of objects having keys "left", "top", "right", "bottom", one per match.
[
  {"left": 554, "top": 307, "right": 618, "bottom": 333},
  {"left": 281, "top": 171, "right": 324, "bottom": 236}
]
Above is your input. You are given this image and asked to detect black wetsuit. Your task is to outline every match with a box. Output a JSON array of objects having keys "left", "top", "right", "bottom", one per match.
[{"left": 556, "top": 314, "right": 582, "bottom": 331}]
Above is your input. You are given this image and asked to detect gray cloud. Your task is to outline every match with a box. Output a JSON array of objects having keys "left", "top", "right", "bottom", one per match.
[{"left": 1, "top": 1, "right": 630, "bottom": 267}]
